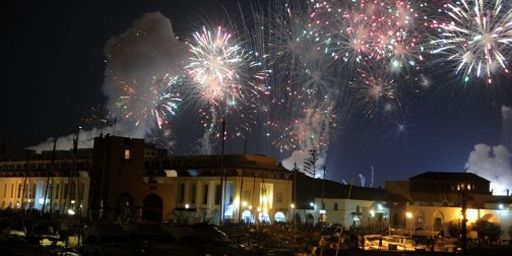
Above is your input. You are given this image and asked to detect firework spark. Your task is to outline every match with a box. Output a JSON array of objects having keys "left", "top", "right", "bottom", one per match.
[
  {"left": 309, "top": 0, "right": 429, "bottom": 72},
  {"left": 117, "top": 74, "right": 183, "bottom": 129},
  {"left": 186, "top": 26, "right": 266, "bottom": 111},
  {"left": 353, "top": 64, "right": 398, "bottom": 116},
  {"left": 81, "top": 104, "right": 113, "bottom": 129},
  {"left": 185, "top": 25, "right": 267, "bottom": 140},
  {"left": 431, "top": 0, "right": 512, "bottom": 84}
]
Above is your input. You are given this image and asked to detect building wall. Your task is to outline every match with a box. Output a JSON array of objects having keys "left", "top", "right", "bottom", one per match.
[
  {"left": 395, "top": 204, "right": 512, "bottom": 240},
  {"left": 385, "top": 181, "right": 410, "bottom": 200},
  {"left": 90, "top": 136, "right": 147, "bottom": 212},
  {"left": 142, "top": 176, "right": 177, "bottom": 222},
  {"left": 0, "top": 175, "right": 90, "bottom": 215},
  {"left": 297, "top": 198, "right": 389, "bottom": 228},
  {"left": 173, "top": 175, "right": 293, "bottom": 224}
]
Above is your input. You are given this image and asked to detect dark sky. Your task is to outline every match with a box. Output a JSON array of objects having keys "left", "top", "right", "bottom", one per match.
[{"left": 3, "top": 0, "right": 512, "bottom": 186}]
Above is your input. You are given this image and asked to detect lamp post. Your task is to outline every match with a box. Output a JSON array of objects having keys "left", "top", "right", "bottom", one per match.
[
  {"left": 405, "top": 211, "right": 413, "bottom": 237},
  {"left": 291, "top": 203, "right": 295, "bottom": 226},
  {"left": 453, "top": 182, "right": 473, "bottom": 255},
  {"left": 369, "top": 209, "right": 375, "bottom": 231}
]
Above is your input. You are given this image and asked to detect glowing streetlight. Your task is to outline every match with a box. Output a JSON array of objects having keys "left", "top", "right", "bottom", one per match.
[{"left": 405, "top": 212, "right": 414, "bottom": 237}]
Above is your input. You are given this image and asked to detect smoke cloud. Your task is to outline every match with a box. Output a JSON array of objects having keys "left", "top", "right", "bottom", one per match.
[
  {"left": 358, "top": 174, "right": 366, "bottom": 187},
  {"left": 465, "top": 144, "right": 512, "bottom": 195},
  {"left": 103, "top": 12, "right": 188, "bottom": 137},
  {"left": 30, "top": 12, "right": 188, "bottom": 152},
  {"left": 282, "top": 102, "right": 334, "bottom": 178},
  {"left": 28, "top": 127, "right": 114, "bottom": 153}
]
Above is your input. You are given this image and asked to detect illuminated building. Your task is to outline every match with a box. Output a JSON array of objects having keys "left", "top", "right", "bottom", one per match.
[{"left": 386, "top": 172, "right": 512, "bottom": 240}]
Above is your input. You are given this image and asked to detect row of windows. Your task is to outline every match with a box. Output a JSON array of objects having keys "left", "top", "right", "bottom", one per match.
[
  {"left": 177, "top": 183, "right": 285, "bottom": 206},
  {"left": 0, "top": 160, "right": 92, "bottom": 171},
  {"left": 0, "top": 181, "right": 85, "bottom": 200},
  {"left": 177, "top": 183, "right": 222, "bottom": 205}
]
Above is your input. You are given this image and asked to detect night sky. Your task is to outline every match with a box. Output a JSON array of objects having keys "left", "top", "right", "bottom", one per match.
[{"left": 3, "top": 0, "right": 512, "bottom": 186}]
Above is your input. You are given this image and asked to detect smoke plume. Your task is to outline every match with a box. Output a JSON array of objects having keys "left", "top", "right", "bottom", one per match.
[
  {"left": 28, "top": 127, "right": 114, "bottom": 153},
  {"left": 30, "top": 12, "right": 188, "bottom": 152},
  {"left": 358, "top": 174, "right": 366, "bottom": 187},
  {"left": 282, "top": 102, "right": 334, "bottom": 178},
  {"left": 465, "top": 144, "right": 512, "bottom": 195},
  {"left": 103, "top": 12, "right": 188, "bottom": 137}
]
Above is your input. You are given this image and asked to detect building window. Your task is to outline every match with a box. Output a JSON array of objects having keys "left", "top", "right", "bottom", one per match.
[
  {"left": 417, "top": 216, "right": 424, "bottom": 226},
  {"left": 55, "top": 184, "right": 60, "bottom": 200},
  {"left": 190, "top": 183, "right": 197, "bottom": 204},
  {"left": 259, "top": 212, "right": 271, "bottom": 224},
  {"left": 10, "top": 184, "right": 14, "bottom": 198},
  {"left": 17, "top": 184, "right": 22, "bottom": 199},
  {"left": 202, "top": 184, "right": 209, "bottom": 205},
  {"left": 124, "top": 149, "right": 131, "bottom": 160},
  {"left": 63, "top": 184, "right": 68, "bottom": 199},
  {"left": 215, "top": 184, "right": 222, "bottom": 205},
  {"left": 334, "top": 203, "right": 338, "bottom": 211},
  {"left": 178, "top": 184, "right": 185, "bottom": 204},
  {"left": 242, "top": 210, "right": 252, "bottom": 224},
  {"left": 31, "top": 183, "right": 36, "bottom": 198},
  {"left": 274, "top": 211, "right": 286, "bottom": 223},
  {"left": 80, "top": 183, "right": 85, "bottom": 200}
]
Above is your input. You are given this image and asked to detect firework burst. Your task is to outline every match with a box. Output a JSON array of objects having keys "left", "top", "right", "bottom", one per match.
[
  {"left": 185, "top": 25, "right": 267, "bottom": 139},
  {"left": 309, "top": 0, "right": 430, "bottom": 73},
  {"left": 431, "top": 0, "right": 512, "bottom": 84},
  {"left": 116, "top": 74, "right": 183, "bottom": 129},
  {"left": 352, "top": 64, "right": 399, "bottom": 117},
  {"left": 81, "top": 104, "right": 113, "bottom": 129},
  {"left": 186, "top": 26, "right": 266, "bottom": 112}
]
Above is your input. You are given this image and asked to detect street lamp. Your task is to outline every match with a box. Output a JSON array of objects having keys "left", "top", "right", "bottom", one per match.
[
  {"left": 453, "top": 182, "right": 473, "bottom": 255},
  {"left": 405, "top": 212, "right": 413, "bottom": 236},
  {"left": 369, "top": 209, "right": 375, "bottom": 229}
]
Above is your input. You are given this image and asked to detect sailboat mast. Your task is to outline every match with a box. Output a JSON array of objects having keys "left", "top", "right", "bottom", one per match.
[{"left": 42, "top": 138, "right": 57, "bottom": 213}]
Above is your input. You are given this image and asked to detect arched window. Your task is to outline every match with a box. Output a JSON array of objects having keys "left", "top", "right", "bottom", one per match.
[
  {"left": 274, "top": 211, "right": 286, "bottom": 223},
  {"left": 415, "top": 211, "right": 425, "bottom": 228},
  {"left": 242, "top": 210, "right": 252, "bottom": 224},
  {"left": 259, "top": 212, "right": 271, "bottom": 224},
  {"left": 433, "top": 211, "right": 444, "bottom": 231}
]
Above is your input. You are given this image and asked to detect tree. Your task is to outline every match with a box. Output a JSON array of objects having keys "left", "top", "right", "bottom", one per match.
[
  {"left": 472, "top": 219, "right": 502, "bottom": 244},
  {"left": 303, "top": 147, "right": 318, "bottom": 178},
  {"left": 447, "top": 220, "right": 461, "bottom": 238}
]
